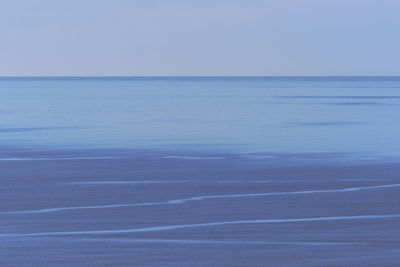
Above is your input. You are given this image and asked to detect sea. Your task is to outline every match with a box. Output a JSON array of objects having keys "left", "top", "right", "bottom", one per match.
[{"left": 1, "top": 77, "right": 400, "bottom": 266}]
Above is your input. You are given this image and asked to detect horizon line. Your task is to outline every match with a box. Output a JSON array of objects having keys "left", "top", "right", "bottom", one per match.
[{"left": 1, "top": 75, "right": 400, "bottom": 78}]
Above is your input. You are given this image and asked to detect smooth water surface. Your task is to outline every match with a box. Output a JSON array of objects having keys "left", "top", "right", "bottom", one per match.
[{"left": 1, "top": 77, "right": 400, "bottom": 156}]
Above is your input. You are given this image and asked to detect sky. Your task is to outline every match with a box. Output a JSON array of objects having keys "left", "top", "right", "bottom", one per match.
[{"left": 0, "top": 0, "right": 400, "bottom": 76}]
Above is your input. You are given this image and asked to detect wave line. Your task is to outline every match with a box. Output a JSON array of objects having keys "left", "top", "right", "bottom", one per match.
[
  {"left": 2, "top": 214, "right": 400, "bottom": 237},
  {"left": 2, "top": 183, "right": 400, "bottom": 214}
]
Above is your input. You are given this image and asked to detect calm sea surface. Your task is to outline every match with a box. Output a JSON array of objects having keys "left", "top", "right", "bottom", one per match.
[
  {"left": 0, "top": 76, "right": 399, "bottom": 157},
  {"left": 1, "top": 77, "right": 400, "bottom": 266}
]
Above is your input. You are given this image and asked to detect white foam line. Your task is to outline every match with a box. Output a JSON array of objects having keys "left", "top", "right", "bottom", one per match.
[
  {"left": 216, "top": 180, "right": 300, "bottom": 184},
  {"left": 0, "top": 157, "right": 125, "bottom": 161},
  {"left": 76, "top": 238, "right": 353, "bottom": 246},
  {"left": 69, "top": 180, "right": 189, "bottom": 185},
  {"left": 338, "top": 179, "right": 383, "bottom": 182},
  {"left": 3, "top": 183, "right": 400, "bottom": 214},
  {"left": 252, "top": 180, "right": 299, "bottom": 183},
  {"left": 68, "top": 180, "right": 300, "bottom": 185},
  {"left": 2, "top": 201, "right": 167, "bottom": 214},
  {"left": 162, "top": 156, "right": 225, "bottom": 160},
  {"left": 2, "top": 214, "right": 400, "bottom": 237},
  {"left": 71, "top": 179, "right": 385, "bottom": 185}
]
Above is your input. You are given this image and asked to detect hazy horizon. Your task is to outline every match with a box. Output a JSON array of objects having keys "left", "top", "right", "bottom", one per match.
[
  {"left": 1, "top": 75, "right": 400, "bottom": 78},
  {"left": 1, "top": 0, "right": 400, "bottom": 76}
]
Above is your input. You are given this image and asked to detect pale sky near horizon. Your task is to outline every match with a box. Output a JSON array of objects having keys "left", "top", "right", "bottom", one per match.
[{"left": 1, "top": 0, "right": 399, "bottom": 76}]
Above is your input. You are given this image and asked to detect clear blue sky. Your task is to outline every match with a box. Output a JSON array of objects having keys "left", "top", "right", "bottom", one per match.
[{"left": 1, "top": 0, "right": 399, "bottom": 76}]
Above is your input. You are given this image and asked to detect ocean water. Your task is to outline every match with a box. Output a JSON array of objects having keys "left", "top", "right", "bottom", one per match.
[
  {"left": 1, "top": 76, "right": 400, "bottom": 157},
  {"left": 1, "top": 77, "right": 400, "bottom": 266}
]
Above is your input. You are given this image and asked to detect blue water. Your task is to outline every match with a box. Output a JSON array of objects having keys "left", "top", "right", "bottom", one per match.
[
  {"left": 1, "top": 76, "right": 400, "bottom": 157},
  {"left": 2, "top": 77, "right": 400, "bottom": 266}
]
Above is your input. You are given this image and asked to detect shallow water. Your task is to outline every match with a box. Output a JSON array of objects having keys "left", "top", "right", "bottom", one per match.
[{"left": 1, "top": 77, "right": 400, "bottom": 266}]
